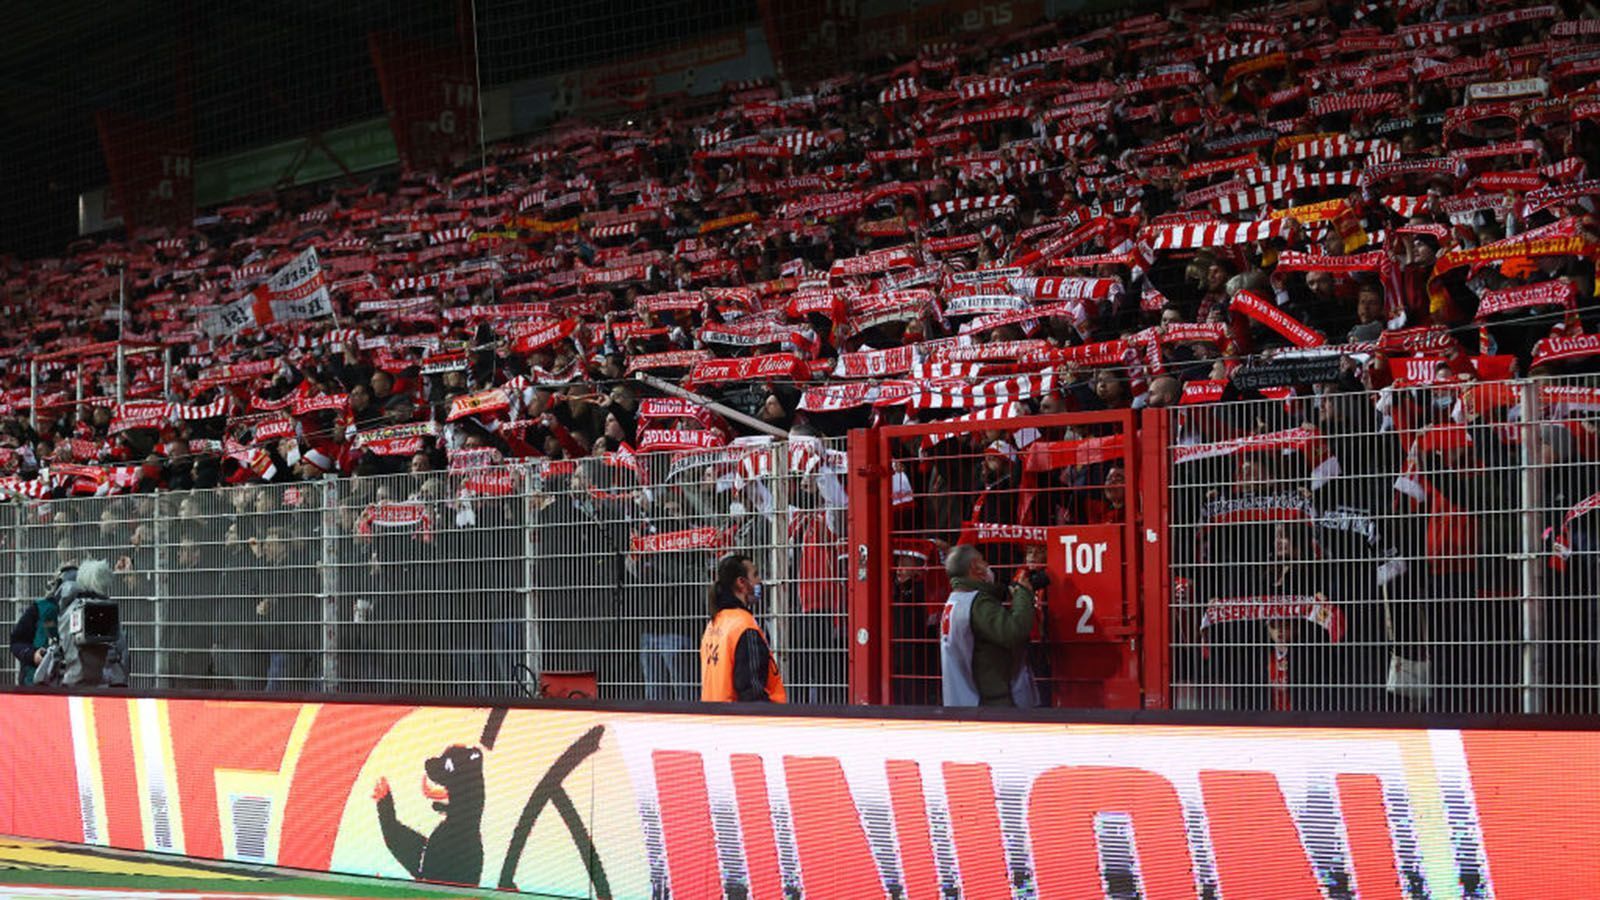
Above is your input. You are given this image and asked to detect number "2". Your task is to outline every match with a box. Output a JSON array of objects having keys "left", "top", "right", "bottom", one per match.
[{"left": 1075, "top": 594, "right": 1095, "bottom": 634}]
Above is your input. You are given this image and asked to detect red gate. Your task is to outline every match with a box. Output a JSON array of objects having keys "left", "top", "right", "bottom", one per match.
[{"left": 847, "top": 410, "right": 1161, "bottom": 707}]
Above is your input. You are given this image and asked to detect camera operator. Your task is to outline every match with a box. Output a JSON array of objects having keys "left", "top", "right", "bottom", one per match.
[
  {"left": 9, "top": 563, "right": 74, "bottom": 685},
  {"left": 18, "top": 560, "right": 127, "bottom": 688}
]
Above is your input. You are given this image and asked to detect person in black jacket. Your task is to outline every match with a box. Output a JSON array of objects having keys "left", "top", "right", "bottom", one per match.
[
  {"left": 244, "top": 526, "right": 319, "bottom": 691},
  {"left": 9, "top": 563, "right": 73, "bottom": 685},
  {"left": 164, "top": 536, "right": 217, "bottom": 689}
]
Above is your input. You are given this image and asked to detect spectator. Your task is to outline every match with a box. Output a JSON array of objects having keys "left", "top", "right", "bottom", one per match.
[
  {"left": 238, "top": 525, "right": 319, "bottom": 691},
  {"left": 890, "top": 546, "right": 942, "bottom": 706},
  {"left": 1346, "top": 282, "right": 1388, "bottom": 343},
  {"left": 939, "top": 544, "right": 1045, "bottom": 708},
  {"left": 165, "top": 535, "right": 215, "bottom": 689},
  {"left": 1135, "top": 375, "right": 1182, "bottom": 410},
  {"left": 787, "top": 473, "right": 845, "bottom": 702},
  {"left": 630, "top": 491, "right": 705, "bottom": 702}
]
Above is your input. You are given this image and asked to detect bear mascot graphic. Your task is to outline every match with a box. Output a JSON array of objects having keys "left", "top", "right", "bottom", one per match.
[{"left": 373, "top": 744, "right": 486, "bottom": 886}]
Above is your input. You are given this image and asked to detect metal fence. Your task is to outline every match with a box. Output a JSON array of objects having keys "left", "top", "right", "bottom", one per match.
[
  {"left": 1167, "top": 375, "right": 1600, "bottom": 716},
  {"left": 2, "top": 437, "right": 849, "bottom": 703},
  {"left": 24, "top": 374, "right": 1600, "bottom": 719}
]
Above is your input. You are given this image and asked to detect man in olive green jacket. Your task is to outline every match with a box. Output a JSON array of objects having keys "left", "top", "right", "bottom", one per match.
[{"left": 940, "top": 544, "right": 1048, "bottom": 708}]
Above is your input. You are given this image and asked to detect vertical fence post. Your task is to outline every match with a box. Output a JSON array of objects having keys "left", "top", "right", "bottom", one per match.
[
  {"left": 28, "top": 359, "right": 37, "bottom": 432},
  {"left": 523, "top": 461, "right": 541, "bottom": 693},
  {"left": 320, "top": 475, "right": 340, "bottom": 691},
  {"left": 115, "top": 269, "right": 126, "bottom": 405},
  {"left": 11, "top": 508, "right": 24, "bottom": 686},
  {"left": 768, "top": 442, "right": 792, "bottom": 695},
  {"left": 1520, "top": 379, "right": 1545, "bottom": 714},
  {"left": 151, "top": 492, "right": 166, "bottom": 689},
  {"left": 845, "top": 427, "right": 885, "bottom": 706},
  {"left": 1138, "top": 408, "right": 1173, "bottom": 709}
]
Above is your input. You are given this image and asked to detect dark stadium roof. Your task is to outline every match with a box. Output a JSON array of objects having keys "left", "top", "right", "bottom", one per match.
[{"left": 0, "top": 0, "right": 755, "bottom": 256}]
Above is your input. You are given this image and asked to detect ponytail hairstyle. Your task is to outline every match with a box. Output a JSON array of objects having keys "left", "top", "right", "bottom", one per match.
[{"left": 709, "top": 554, "right": 752, "bottom": 617}]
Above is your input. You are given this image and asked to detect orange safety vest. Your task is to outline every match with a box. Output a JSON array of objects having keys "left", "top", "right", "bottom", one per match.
[{"left": 700, "top": 606, "right": 787, "bottom": 703}]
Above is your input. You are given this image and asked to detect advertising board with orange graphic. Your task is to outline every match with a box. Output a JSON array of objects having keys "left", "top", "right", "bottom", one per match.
[{"left": 0, "top": 692, "right": 1596, "bottom": 897}]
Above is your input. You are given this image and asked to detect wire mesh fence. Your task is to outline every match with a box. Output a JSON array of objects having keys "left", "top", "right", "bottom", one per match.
[
  {"left": 3, "top": 3, "right": 472, "bottom": 253},
  {"left": 22, "top": 372, "right": 1600, "bottom": 719},
  {"left": 4, "top": 437, "right": 848, "bottom": 703},
  {"left": 474, "top": 0, "right": 757, "bottom": 87},
  {"left": 1167, "top": 375, "right": 1600, "bottom": 717}
]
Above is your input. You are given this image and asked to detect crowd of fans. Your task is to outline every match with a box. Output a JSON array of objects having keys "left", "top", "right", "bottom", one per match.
[{"left": 3, "top": 0, "right": 1600, "bottom": 708}]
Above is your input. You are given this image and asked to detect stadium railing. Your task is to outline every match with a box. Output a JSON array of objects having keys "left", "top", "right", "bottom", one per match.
[
  {"left": 1165, "top": 375, "right": 1600, "bottom": 716},
  {"left": 8, "top": 375, "right": 1600, "bottom": 718},
  {"left": 3, "top": 437, "right": 849, "bottom": 703}
]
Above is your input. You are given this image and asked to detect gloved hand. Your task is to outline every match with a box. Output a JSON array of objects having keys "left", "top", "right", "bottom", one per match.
[{"left": 1027, "top": 569, "right": 1052, "bottom": 592}]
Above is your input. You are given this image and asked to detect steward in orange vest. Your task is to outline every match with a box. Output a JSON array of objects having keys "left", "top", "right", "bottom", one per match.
[{"left": 701, "top": 554, "right": 786, "bottom": 703}]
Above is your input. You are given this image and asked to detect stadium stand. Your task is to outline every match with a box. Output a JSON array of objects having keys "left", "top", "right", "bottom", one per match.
[{"left": 4, "top": 0, "right": 1600, "bottom": 710}]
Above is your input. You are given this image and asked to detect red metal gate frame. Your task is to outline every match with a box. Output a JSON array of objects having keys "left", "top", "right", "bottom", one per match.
[
  {"left": 846, "top": 410, "right": 1158, "bottom": 707},
  {"left": 1137, "top": 408, "right": 1171, "bottom": 710}
]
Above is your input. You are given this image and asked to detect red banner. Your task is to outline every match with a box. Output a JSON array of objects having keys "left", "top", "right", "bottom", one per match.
[
  {"left": 1024, "top": 434, "right": 1126, "bottom": 472},
  {"left": 353, "top": 421, "right": 438, "bottom": 455},
  {"left": 1477, "top": 279, "right": 1579, "bottom": 318},
  {"left": 369, "top": 30, "right": 479, "bottom": 170},
  {"left": 687, "top": 353, "right": 808, "bottom": 387},
  {"left": 631, "top": 526, "right": 729, "bottom": 554},
  {"left": 94, "top": 110, "right": 194, "bottom": 229},
  {"left": 1201, "top": 594, "right": 1347, "bottom": 642},
  {"left": 1231, "top": 290, "right": 1326, "bottom": 347},
  {"left": 447, "top": 387, "right": 512, "bottom": 422},
  {"left": 638, "top": 427, "right": 727, "bottom": 452},
  {"left": 830, "top": 245, "right": 918, "bottom": 278}
]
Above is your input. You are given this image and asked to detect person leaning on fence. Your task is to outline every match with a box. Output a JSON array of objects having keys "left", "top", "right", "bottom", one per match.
[
  {"left": 940, "top": 544, "right": 1047, "bottom": 709},
  {"left": 700, "top": 554, "right": 786, "bottom": 703}
]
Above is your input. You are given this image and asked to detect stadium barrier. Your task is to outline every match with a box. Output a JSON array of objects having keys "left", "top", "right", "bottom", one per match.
[
  {"left": 3, "top": 438, "right": 848, "bottom": 703},
  {"left": 10, "top": 376, "right": 1600, "bottom": 717},
  {"left": 1163, "top": 376, "right": 1600, "bottom": 717},
  {"left": 1, "top": 690, "right": 1596, "bottom": 897}
]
